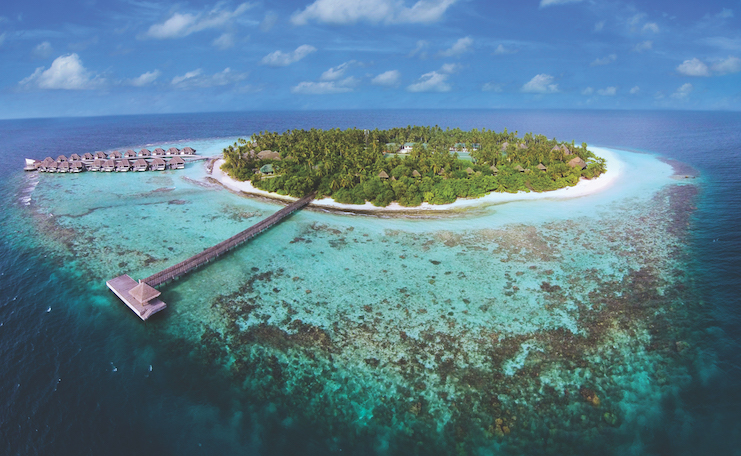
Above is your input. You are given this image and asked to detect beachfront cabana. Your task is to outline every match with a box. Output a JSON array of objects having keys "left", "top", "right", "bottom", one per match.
[
  {"left": 94, "top": 151, "right": 107, "bottom": 159},
  {"left": 102, "top": 159, "right": 116, "bottom": 172},
  {"left": 82, "top": 152, "right": 94, "bottom": 160},
  {"left": 257, "top": 150, "right": 281, "bottom": 160},
  {"left": 168, "top": 156, "right": 185, "bottom": 169},
  {"left": 70, "top": 161, "right": 84, "bottom": 173},
  {"left": 56, "top": 155, "right": 67, "bottom": 162},
  {"left": 90, "top": 159, "right": 104, "bottom": 171},
  {"left": 110, "top": 151, "right": 123, "bottom": 159},
  {"left": 167, "top": 147, "right": 179, "bottom": 156},
  {"left": 132, "top": 159, "right": 148, "bottom": 172},
  {"left": 465, "top": 167, "right": 474, "bottom": 175},
  {"left": 140, "top": 149, "right": 152, "bottom": 157},
  {"left": 181, "top": 147, "right": 195, "bottom": 155},
  {"left": 129, "top": 280, "right": 161, "bottom": 306},
  {"left": 378, "top": 170, "right": 389, "bottom": 179},
  {"left": 568, "top": 157, "right": 587, "bottom": 169},
  {"left": 537, "top": 163, "right": 547, "bottom": 172},
  {"left": 412, "top": 170, "right": 421, "bottom": 178},
  {"left": 69, "top": 153, "right": 81, "bottom": 161},
  {"left": 116, "top": 159, "right": 131, "bottom": 172},
  {"left": 58, "top": 161, "right": 70, "bottom": 173},
  {"left": 124, "top": 149, "right": 137, "bottom": 158},
  {"left": 150, "top": 157, "right": 166, "bottom": 171},
  {"left": 490, "top": 165, "right": 499, "bottom": 174},
  {"left": 514, "top": 165, "right": 525, "bottom": 172}
]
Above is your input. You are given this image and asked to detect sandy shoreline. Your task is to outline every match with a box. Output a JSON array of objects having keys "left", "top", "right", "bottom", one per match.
[{"left": 208, "top": 146, "right": 622, "bottom": 213}]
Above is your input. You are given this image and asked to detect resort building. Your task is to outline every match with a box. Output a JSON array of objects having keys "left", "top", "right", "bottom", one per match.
[
  {"left": 168, "top": 156, "right": 185, "bottom": 169},
  {"left": 82, "top": 152, "right": 94, "bottom": 160},
  {"left": 181, "top": 147, "right": 195, "bottom": 155},
  {"left": 69, "top": 153, "right": 81, "bottom": 161},
  {"left": 132, "top": 159, "right": 148, "bottom": 172},
  {"left": 58, "top": 161, "right": 70, "bottom": 173},
  {"left": 140, "top": 149, "right": 152, "bottom": 157},
  {"left": 568, "top": 157, "right": 587, "bottom": 169},
  {"left": 70, "top": 161, "right": 84, "bottom": 173},
  {"left": 257, "top": 150, "right": 281, "bottom": 160},
  {"left": 167, "top": 147, "right": 179, "bottom": 156},
  {"left": 102, "top": 159, "right": 116, "bottom": 172},
  {"left": 94, "top": 151, "right": 107, "bottom": 159},
  {"left": 56, "top": 155, "right": 67, "bottom": 162},
  {"left": 116, "top": 159, "right": 131, "bottom": 172},
  {"left": 110, "top": 151, "right": 123, "bottom": 159},
  {"left": 150, "top": 157, "right": 166, "bottom": 171},
  {"left": 124, "top": 149, "right": 137, "bottom": 158},
  {"left": 90, "top": 159, "right": 104, "bottom": 171}
]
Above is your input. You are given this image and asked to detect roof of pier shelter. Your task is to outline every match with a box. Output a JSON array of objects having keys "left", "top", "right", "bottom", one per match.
[{"left": 130, "top": 281, "right": 161, "bottom": 304}]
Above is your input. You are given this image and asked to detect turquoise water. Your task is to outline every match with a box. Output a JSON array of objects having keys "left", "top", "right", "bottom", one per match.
[{"left": 1, "top": 110, "right": 738, "bottom": 456}]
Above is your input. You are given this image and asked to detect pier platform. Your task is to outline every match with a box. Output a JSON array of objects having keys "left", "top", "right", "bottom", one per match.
[{"left": 106, "top": 274, "right": 167, "bottom": 321}]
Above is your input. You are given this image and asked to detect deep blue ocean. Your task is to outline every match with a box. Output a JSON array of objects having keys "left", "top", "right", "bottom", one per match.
[{"left": 0, "top": 110, "right": 740, "bottom": 455}]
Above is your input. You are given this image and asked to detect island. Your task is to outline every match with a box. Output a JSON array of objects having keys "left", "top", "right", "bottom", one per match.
[{"left": 219, "top": 126, "right": 606, "bottom": 207}]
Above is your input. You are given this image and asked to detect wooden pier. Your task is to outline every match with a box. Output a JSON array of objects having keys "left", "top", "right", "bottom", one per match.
[{"left": 107, "top": 192, "right": 316, "bottom": 319}]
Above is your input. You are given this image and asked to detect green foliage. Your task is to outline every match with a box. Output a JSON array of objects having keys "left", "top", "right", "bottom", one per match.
[{"left": 219, "top": 126, "right": 605, "bottom": 207}]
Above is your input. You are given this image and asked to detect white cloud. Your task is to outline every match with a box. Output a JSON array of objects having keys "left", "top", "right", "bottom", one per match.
[
  {"left": 493, "top": 44, "right": 517, "bottom": 55},
  {"left": 716, "top": 8, "right": 733, "bottom": 19},
  {"left": 439, "top": 63, "right": 461, "bottom": 74},
  {"left": 144, "top": 3, "right": 252, "bottom": 39},
  {"left": 482, "top": 82, "right": 502, "bottom": 92},
  {"left": 521, "top": 74, "right": 558, "bottom": 93},
  {"left": 407, "top": 71, "right": 450, "bottom": 92},
  {"left": 291, "top": 0, "right": 458, "bottom": 25},
  {"left": 630, "top": 86, "right": 640, "bottom": 94},
  {"left": 594, "top": 21, "right": 605, "bottom": 32},
  {"left": 539, "top": 0, "right": 583, "bottom": 7},
  {"left": 591, "top": 54, "right": 617, "bottom": 66},
  {"left": 677, "top": 58, "right": 710, "bottom": 77},
  {"left": 291, "top": 79, "right": 355, "bottom": 94},
  {"left": 437, "top": 36, "right": 472, "bottom": 57},
  {"left": 260, "top": 12, "right": 279, "bottom": 32},
  {"left": 128, "top": 70, "right": 160, "bottom": 87},
  {"left": 33, "top": 41, "right": 53, "bottom": 59},
  {"left": 320, "top": 61, "right": 354, "bottom": 81},
  {"left": 642, "top": 22, "right": 659, "bottom": 33},
  {"left": 19, "top": 53, "right": 102, "bottom": 90},
  {"left": 671, "top": 83, "right": 693, "bottom": 100},
  {"left": 212, "top": 33, "right": 235, "bottom": 50},
  {"left": 260, "top": 44, "right": 317, "bottom": 67},
  {"left": 371, "top": 70, "right": 401, "bottom": 87},
  {"left": 171, "top": 67, "right": 248, "bottom": 89},
  {"left": 409, "top": 40, "right": 429, "bottom": 58},
  {"left": 597, "top": 86, "right": 617, "bottom": 96},
  {"left": 581, "top": 87, "right": 594, "bottom": 95},
  {"left": 633, "top": 40, "right": 652, "bottom": 52},
  {"left": 711, "top": 56, "right": 741, "bottom": 75}
]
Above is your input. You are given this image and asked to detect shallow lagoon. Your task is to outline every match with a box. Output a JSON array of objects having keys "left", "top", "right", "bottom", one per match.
[{"left": 20, "top": 139, "right": 701, "bottom": 454}]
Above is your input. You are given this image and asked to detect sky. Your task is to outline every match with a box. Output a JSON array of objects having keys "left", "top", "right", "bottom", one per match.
[{"left": 0, "top": 0, "right": 740, "bottom": 118}]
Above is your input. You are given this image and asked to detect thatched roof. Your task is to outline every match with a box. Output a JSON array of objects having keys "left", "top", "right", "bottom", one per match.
[
  {"left": 490, "top": 165, "right": 499, "bottom": 173},
  {"left": 562, "top": 145, "right": 572, "bottom": 155},
  {"left": 117, "top": 159, "right": 131, "bottom": 168},
  {"left": 92, "top": 159, "right": 105, "bottom": 168},
  {"left": 56, "top": 155, "right": 67, "bottom": 162},
  {"left": 124, "top": 149, "right": 137, "bottom": 157},
  {"left": 95, "top": 151, "right": 107, "bottom": 159},
  {"left": 71, "top": 161, "right": 83, "bottom": 169},
  {"left": 518, "top": 143, "right": 527, "bottom": 149},
  {"left": 391, "top": 176, "right": 397, "bottom": 181},
  {"left": 514, "top": 164, "right": 525, "bottom": 172},
  {"left": 500, "top": 142, "right": 509, "bottom": 150},
  {"left": 378, "top": 170, "right": 389, "bottom": 179},
  {"left": 58, "top": 161, "right": 70, "bottom": 170},
  {"left": 181, "top": 146, "right": 195, "bottom": 154},
  {"left": 537, "top": 163, "right": 547, "bottom": 171},
  {"left": 257, "top": 150, "right": 281, "bottom": 160},
  {"left": 152, "top": 157, "right": 166, "bottom": 166},
  {"left": 167, "top": 147, "right": 179, "bottom": 155},
  {"left": 551, "top": 145, "right": 561, "bottom": 152},
  {"left": 82, "top": 153, "right": 94, "bottom": 160},
  {"left": 465, "top": 167, "right": 474, "bottom": 174},
  {"left": 568, "top": 157, "right": 587, "bottom": 169},
  {"left": 103, "top": 159, "right": 115, "bottom": 167},
  {"left": 130, "top": 281, "right": 160, "bottom": 304},
  {"left": 438, "top": 168, "right": 446, "bottom": 175},
  {"left": 412, "top": 170, "right": 421, "bottom": 177},
  {"left": 141, "top": 149, "right": 153, "bottom": 156},
  {"left": 110, "top": 151, "right": 122, "bottom": 158},
  {"left": 69, "top": 153, "right": 81, "bottom": 161},
  {"left": 169, "top": 156, "right": 184, "bottom": 165}
]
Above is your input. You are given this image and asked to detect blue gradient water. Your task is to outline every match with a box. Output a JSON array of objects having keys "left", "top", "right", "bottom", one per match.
[{"left": 0, "top": 110, "right": 739, "bottom": 456}]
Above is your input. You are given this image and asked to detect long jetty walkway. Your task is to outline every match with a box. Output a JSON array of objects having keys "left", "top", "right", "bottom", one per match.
[{"left": 107, "top": 192, "right": 316, "bottom": 320}]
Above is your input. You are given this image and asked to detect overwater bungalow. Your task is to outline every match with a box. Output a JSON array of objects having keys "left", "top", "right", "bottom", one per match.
[
  {"left": 167, "top": 147, "right": 179, "bottom": 156},
  {"left": 90, "top": 159, "right": 104, "bottom": 171},
  {"left": 168, "top": 156, "right": 185, "bottom": 169},
  {"left": 150, "top": 157, "right": 166, "bottom": 171},
  {"left": 116, "top": 159, "right": 131, "bottom": 172},
  {"left": 70, "top": 161, "right": 84, "bottom": 173},
  {"left": 124, "top": 149, "right": 137, "bottom": 158},
  {"left": 102, "top": 159, "right": 116, "bottom": 172},
  {"left": 378, "top": 170, "right": 389, "bottom": 179},
  {"left": 69, "top": 153, "right": 81, "bottom": 161},
  {"left": 140, "top": 149, "right": 152, "bottom": 157},
  {"left": 56, "top": 155, "right": 67, "bottom": 162},
  {"left": 46, "top": 161, "right": 58, "bottom": 173},
  {"left": 82, "top": 152, "right": 94, "bottom": 160},
  {"left": 58, "top": 161, "right": 70, "bottom": 173},
  {"left": 568, "top": 156, "right": 587, "bottom": 169},
  {"left": 181, "top": 146, "right": 195, "bottom": 155},
  {"left": 129, "top": 280, "right": 161, "bottom": 307},
  {"left": 110, "top": 151, "right": 123, "bottom": 159},
  {"left": 152, "top": 148, "right": 166, "bottom": 156},
  {"left": 94, "top": 151, "right": 107, "bottom": 159},
  {"left": 537, "top": 163, "right": 547, "bottom": 172},
  {"left": 132, "top": 158, "right": 148, "bottom": 172}
]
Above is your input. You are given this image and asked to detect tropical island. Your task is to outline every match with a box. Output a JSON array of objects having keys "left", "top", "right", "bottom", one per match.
[{"left": 219, "top": 126, "right": 606, "bottom": 207}]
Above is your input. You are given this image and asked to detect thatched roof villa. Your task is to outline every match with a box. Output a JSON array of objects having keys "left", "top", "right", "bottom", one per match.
[
  {"left": 568, "top": 157, "right": 587, "bottom": 169},
  {"left": 132, "top": 158, "right": 148, "bottom": 172},
  {"left": 140, "top": 149, "right": 153, "bottom": 157},
  {"left": 91, "top": 159, "right": 104, "bottom": 171},
  {"left": 82, "top": 152, "right": 94, "bottom": 160},
  {"left": 168, "top": 156, "right": 185, "bottom": 169},
  {"left": 150, "top": 157, "right": 166, "bottom": 171},
  {"left": 70, "top": 161, "right": 84, "bottom": 173},
  {"left": 58, "top": 161, "right": 70, "bottom": 173},
  {"left": 69, "top": 153, "right": 81, "bottom": 161},
  {"left": 167, "top": 147, "right": 179, "bottom": 156},
  {"left": 94, "top": 151, "right": 107, "bottom": 159},
  {"left": 514, "top": 164, "right": 525, "bottom": 172},
  {"left": 56, "top": 155, "right": 67, "bottom": 162},
  {"left": 257, "top": 150, "right": 281, "bottom": 160},
  {"left": 116, "top": 159, "right": 131, "bottom": 172},
  {"left": 490, "top": 165, "right": 499, "bottom": 174},
  {"left": 537, "top": 163, "right": 547, "bottom": 171},
  {"left": 378, "top": 170, "right": 389, "bottom": 179},
  {"left": 102, "top": 159, "right": 116, "bottom": 172},
  {"left": 412, "top": 170, "right": 421, "bottom": 177},
  {"left": 110, "top": 151, "right": 123, "bottom": 159},
  {"left": 124, "top": 149, "right": 137, "bottom": 158},
  {"left": 181, "top": 146, "right": 195, "bottom": 155}
]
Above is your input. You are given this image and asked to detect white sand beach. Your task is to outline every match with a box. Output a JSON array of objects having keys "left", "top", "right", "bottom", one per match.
[{"left": 209, "top": 146, "right": 623, "bottom": 213}]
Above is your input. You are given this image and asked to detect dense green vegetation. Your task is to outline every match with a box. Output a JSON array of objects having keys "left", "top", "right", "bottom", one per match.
[{"left": 220, "top": 126, "right": 606, "bottom": 207}]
